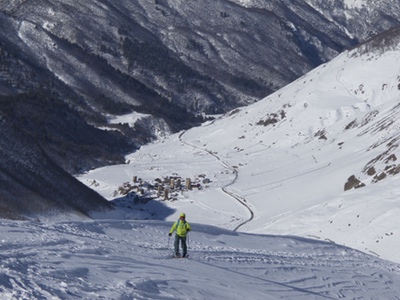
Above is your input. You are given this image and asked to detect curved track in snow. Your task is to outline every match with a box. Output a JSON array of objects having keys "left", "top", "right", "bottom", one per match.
[{"left": 178, "top": 131, "right": 254, "bottom": 231}]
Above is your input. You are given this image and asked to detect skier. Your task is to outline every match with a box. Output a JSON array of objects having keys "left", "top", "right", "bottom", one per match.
[{"left": 169, "top": 213, "right": 191, "bottom": 257}]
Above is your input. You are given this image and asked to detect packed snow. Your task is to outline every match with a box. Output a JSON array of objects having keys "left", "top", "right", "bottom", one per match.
[{"left": 1, "top": 217, "right": 400, "bottom": 299}]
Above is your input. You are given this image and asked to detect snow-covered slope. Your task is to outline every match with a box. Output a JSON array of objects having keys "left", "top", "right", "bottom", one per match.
[
  {"left": 79, "top": 27, "right": 400, "bottom": 265},
  {"left": 1, "top": 218, "right": 400, "bottom": 299}
]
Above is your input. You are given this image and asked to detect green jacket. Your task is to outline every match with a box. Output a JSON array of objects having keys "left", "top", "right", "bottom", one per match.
[{"left": 169, "top": 219, "right": 191, "bottom": 237}]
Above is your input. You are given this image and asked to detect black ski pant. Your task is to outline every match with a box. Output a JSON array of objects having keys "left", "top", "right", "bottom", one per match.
[{"left": 174, "top": 234, "right": 187, "bottom": 256}]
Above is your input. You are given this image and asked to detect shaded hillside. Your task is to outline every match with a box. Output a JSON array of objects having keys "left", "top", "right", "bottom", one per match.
[
  {"left": 0, "top": 118, "right": 112, "bottom": 220},
  {"left": 2, "top": 0, "right": 357, "bottom": 113},
  {"left": 0, "top": 91, "right": 134, "bottom": 173}
]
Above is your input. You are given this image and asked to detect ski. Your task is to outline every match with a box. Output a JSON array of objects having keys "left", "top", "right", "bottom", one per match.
[{"left": 172, "top": 254, "right": 189, "bottom": 259}]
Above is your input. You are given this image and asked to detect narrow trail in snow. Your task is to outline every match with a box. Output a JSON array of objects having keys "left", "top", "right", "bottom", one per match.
[{"left": 178, "top": 130, "right": 253, "bottom": 231}]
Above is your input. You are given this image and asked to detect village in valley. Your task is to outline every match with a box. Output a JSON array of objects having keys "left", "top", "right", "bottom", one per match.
[{"left": 106, "top": 173, "right": 212, "bottom": 202}]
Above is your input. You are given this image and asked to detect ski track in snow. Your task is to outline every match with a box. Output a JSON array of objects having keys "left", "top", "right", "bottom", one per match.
[
  {"left": 179, "top": 130, "right": 254, "bottom": 232},
  {"left": 1, "top": 219, "right": 400, "bottom": 299}
]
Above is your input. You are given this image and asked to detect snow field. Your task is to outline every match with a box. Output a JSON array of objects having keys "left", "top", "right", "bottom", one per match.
[{"left": 1, "top": 219, "right": 400, "bottom": 299}]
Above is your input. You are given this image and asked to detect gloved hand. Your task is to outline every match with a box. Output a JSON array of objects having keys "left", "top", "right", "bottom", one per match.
[{"left": 168, "top": 233, "right": 172, "bottom": 236}]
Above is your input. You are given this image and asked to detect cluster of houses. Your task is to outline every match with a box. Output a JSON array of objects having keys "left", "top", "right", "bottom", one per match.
[{"left": 114, "top": 173, "right": 211, "bottom": 201}]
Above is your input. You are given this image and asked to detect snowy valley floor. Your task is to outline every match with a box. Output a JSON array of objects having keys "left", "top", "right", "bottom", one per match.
[{"left": 1, "top": 216, "right": 400, "bottom": 299}]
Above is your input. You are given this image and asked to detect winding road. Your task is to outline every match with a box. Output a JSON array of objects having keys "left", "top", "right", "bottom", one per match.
[{"left": 178, "top": 130, "right": 254, "bottom": 231}]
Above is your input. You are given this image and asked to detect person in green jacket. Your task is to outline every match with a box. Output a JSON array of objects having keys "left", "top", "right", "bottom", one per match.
[{"left": 169, "top": 213, "right": 191, "bottom": 257}]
